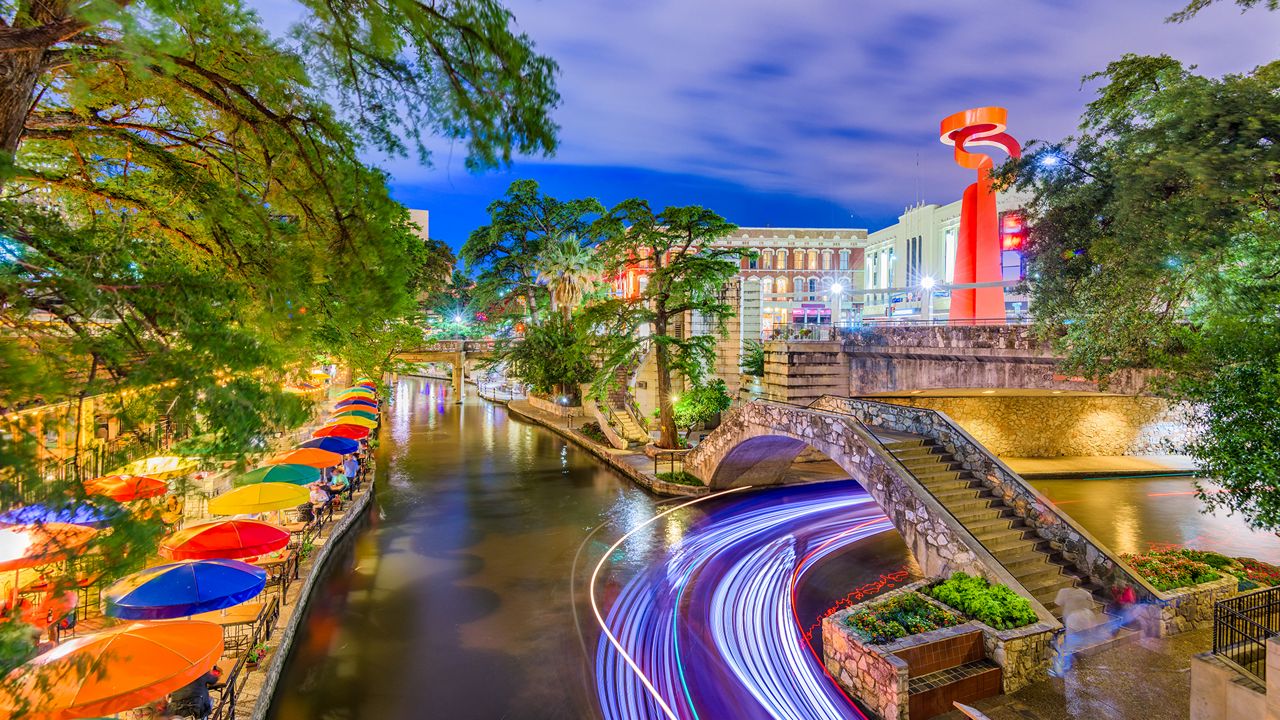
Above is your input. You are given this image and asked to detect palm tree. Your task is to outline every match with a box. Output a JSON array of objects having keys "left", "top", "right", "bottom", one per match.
[{"left": 536, "top": 235, "right": 601, "bottom": 320}]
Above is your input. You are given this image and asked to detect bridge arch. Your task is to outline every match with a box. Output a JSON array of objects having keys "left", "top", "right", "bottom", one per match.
[{"left": 686, "top": 400, "right": 1010, "bottom": 582}]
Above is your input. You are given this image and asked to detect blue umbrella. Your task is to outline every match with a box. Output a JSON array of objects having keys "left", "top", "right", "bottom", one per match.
[
  {"left": 105, "top": 559, "right": 267, "bottom": 620},
  {"left": 0, "top": 502, "right": 119, "bottom": 528},
  {"left": 335, "top": 398, "right": 378, "bottom": 410},
  {"left": 298, "top": 436, "right": 359, "bottom": 455}
]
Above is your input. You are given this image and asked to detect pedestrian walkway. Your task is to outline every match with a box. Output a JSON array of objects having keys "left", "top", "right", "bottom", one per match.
[
  {"left": 936, "top": 627, "right": 1209, "bottom": 720},
  {"left": 1004, "top": 455, "right": 1197, "bottom": 479}
]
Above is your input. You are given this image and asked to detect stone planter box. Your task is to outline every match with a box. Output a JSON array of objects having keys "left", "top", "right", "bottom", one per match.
[
  {"left": 823, "top": 581, "right": 1056, "bottom": 719},
  {"left": 1141, "top": 574, "right": 1239, "bottom": 636}
]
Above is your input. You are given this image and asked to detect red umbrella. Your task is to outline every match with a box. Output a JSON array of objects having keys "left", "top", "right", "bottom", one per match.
[
  {"left": 0, "top": 524, "right": 97, "bottom": 572},
  {"left": 160, "top": 520, "right": 289, "bottom": 561},
  {"left": 312, "top": 424, "right": 370, "bottom": 440},
  {"left": 84, "top": 475, "right": 168, "bottom": 502}
]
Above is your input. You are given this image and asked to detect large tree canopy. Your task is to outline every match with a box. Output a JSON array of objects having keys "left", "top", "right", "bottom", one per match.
[{"left": 1001, "top": 53, "right": 1280, "bottom": 530}]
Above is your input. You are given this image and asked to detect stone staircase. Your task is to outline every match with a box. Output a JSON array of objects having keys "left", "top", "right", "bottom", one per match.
[
  {"left": 608, "top": 403, "right": 650, "bottom": 445},
  {"left": 878, "top": 432, "right": 1108, "bottom": 619}
]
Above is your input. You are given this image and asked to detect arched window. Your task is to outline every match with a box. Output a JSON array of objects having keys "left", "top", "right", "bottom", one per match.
[
  {"left": 808, "top": 277, "right": 818, "bottom": 295},
  {"left": 808, "top": 250, "right": 819, "bottom": 271},
  {"left": 774, "top": 276, "right": 788, "bottom": 295},
  {"left": 776, "top": 249, "right": 788, "bottom": 270},
  {"left": 822, "top": 250, "right": 832, "bottom": 270},
  {"left": 762, "top": 249, "right": 774, "bottom": 270}
]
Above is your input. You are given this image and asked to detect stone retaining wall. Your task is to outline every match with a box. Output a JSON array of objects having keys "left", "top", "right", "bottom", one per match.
[
  {"left": 527, "top": 393, "right": 579, "bottom": 417},
  {"left": 1141, "top": 575, "right": 1239, "bottom": 636},
  {"left": 811, "top": 395, "right": 1164, "bottom": 607}
]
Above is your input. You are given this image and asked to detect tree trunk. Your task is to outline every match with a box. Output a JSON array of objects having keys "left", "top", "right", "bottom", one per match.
[
  {"left": 654, "top": 312, "right": 679, "bottom": 449},
  {"left": 0, "top": 46, "right": 43, "bottom": 170}
]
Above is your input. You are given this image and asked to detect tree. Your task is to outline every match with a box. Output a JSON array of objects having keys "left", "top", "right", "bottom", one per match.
[
  {"left": 536, "top": 235, "right": 602, "bottom": 320},
  {"left": 673, "top": 379, "right": 732, "bottom": 439},
  {"left": 503, "top": 312, "right": 595, "bottom": 398},
  {"left": 591, "top": 201, "right": 742, "bottom": 449},
  {"left": 999, "top": 53, "right": 1280, "bottom": 530},
  {"left": 740, "top": 339, "right": 766, "bottom": 377},
  {"left": 461, "top": 180, "right": 602, "bottom": 325}
]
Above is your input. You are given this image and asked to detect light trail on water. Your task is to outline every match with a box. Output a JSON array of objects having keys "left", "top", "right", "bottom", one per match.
[{"left": 592, "top": 483, "right": 899, "bottom": 719}]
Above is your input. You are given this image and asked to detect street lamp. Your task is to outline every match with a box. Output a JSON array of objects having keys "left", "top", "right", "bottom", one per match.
[
  {"left": 920, "top": 276, "right": 936, "bottom": 322},
  {"left": 830, "top": 283, "right": 844, "bottom": 329},
  {"left": 559, "top": 395, "right": 571, "bottom": 430}
]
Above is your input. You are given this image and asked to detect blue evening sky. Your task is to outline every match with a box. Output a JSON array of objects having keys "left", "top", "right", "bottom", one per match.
[{"left": 256, "top": 1, "right": 1280, "bottom": 249}]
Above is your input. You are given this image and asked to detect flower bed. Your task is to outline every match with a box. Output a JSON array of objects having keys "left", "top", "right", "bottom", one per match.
[
  {"left": 845, "top": 591, "right": 964, "bottom": 644},
  {"left": 922, "top": 572, "right": 1037, "bottom": 630},
  {"left": 1123, "top": 548, "right": 1280, "bottom": 591},
  {"left": 578, "top": 421, "right": 609, "bottom": 445}
]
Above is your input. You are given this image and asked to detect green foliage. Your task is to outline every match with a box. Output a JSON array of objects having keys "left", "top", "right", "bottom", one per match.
[
  {"left": 655, "top": 470, "right": 703, "bottom": 487},
  {"left": 461, "top": 180, "right": 603, "bottom": 325},
  {"left": 1122, "top": 550, "right": 1222, "bottom": 591},
  {"left": 536, "top": 235, "right": 602, "bottom": 319},
  {"left": 999, "top": 49, "right": 1280, "bottom": 531},
  {"left": 672, "top": 380, "right": 732, "bottom": 432},
  {"left": 740, "top": 339, "right": 766, "bottom": 377},
  {"left": 923, "top": 573, "right": 1037, "bottom": 630},
  {"left": 845, "top": 592, "right": 964, "bottom": 644},
  {"left": 503, "top": 313, "right": 595, "bottom": 395},
  {"left": 578, "top": 421, "right": 609, "bottom": 445},
  {"left": 1168, "top": 0, "right": 1279, "bottom": 23},
  {"left": 588, "top": 200, "right": 742, "bottom": 448}
]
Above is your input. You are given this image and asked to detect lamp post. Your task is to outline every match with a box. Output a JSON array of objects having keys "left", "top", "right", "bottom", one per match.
[
  {"left": 920, "top": 276, "right": 936, "bottom": 323},
  {"left": 560, "top": 395, "right": 571, "bottom": 430},
  {"left": 830, "top": 283, "right": 844, "bottom": 331}
]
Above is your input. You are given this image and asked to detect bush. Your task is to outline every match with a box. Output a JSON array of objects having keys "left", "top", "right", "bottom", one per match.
[
  {"left": 1121, "top": 550, "right": 1221, "bottom": 591},
  {"left": 579, "top": 422, "right": 609, "bottom": 445},
  {"left": 656, "top": 470, "right": 702, "bottom": 486},
  {"left": 923, "top": 573, "right": 1038, "bottom": 630},
  {"left": 740, "top": 339, "right": 765, "bottom": 377},
  {"left": 845, "top": 592, "right": 963, "bottom": 644},
  {"left": 672, "top": 380, "right": 732, "bottom": 432}
]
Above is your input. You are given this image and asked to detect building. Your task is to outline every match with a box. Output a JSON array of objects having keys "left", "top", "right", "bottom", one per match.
[
  {"left": 710, "top": 227, "right": 869, "bottom": 335},
  {"left": 860, "top": 190, "right": 1032, "bottom": 321}
]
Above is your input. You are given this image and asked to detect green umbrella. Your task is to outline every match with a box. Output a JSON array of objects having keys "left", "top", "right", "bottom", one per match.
[
  {"left": 233, "top": 464, "right": 321, "bottom": 487},
  {"left": 331, "top": 409, "right": 377, "bottom": 422}
]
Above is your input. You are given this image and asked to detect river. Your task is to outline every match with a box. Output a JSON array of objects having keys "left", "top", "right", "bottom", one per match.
[{"left": 267, "top": 376, "right": 1276, "bottom": 720}]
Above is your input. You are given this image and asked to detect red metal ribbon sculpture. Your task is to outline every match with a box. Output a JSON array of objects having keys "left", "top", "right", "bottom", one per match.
[{"left": 940, "top": 107, "right": 1020, "bottom": 323}]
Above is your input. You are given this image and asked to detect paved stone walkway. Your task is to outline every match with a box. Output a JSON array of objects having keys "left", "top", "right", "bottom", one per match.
[
  {"left": 936, "top": 627, "right": 1210, "bottom": 720},
  {"left": 1005, "top": 455, "right": 1197, "bottom": 478}
]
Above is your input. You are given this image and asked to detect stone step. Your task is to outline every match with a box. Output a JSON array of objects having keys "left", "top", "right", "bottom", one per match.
[
  {"left": 950, "top": 507, "right": 1015, "bottom": 527},
  {"left": 929, "top": 485, "right": 988, "bottom": 503},
  {"left": 892, "top": 446, "right": 947, "bottom": 461},
  {"left": 917, "top": 476, "right": 981, "bottom": 493},
  {"left": 912, "top": 467, "right": 967, "bottom": 482},
  {"left": 940, "top": 497, "right": 1000, "bottom": 514},
  {"left": 999, "top": 551, "right": 1055, "bottom": 575},
  {"left": 883, "top": 439, "right": 930, "bottom": 451},
  {"left": 990, "top": 538, "right": 1051, "bottom": 560},
  {"left": 1010, "top": 563, "right": 1069, "bottom": 589},
  {"left": 962, "top": 515, "right": 1021, "bottom": 534}
]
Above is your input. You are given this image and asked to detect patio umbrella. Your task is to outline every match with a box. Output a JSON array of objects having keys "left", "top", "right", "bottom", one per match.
[
  {"left": 108, "top": 456, "right": 197, "bottom": 481},
  {"left": 0, "top": 523, "right": 97, "bottom": 572},
  {"left": 330, "top": 409, "right": 377, "bottom": 423},
  {"left": 233, "top": 463, "right": 320, "bottom": 487},
  {"left": 208, "top": 483, "right": 309, "bottom": 516},
  {"left": 338, "top": 388, "right": 375, "bottom": 398},
  {"left": 0, "top": 620, "right": 223, "bottom": 720},
  {"left": 334, "top": 397, "right": 378, "bottom": 408},
  {"left": 322, "top": 416, "right": 376, "bottom": 430},
  {"left": 105, "top": 559, "right": 266, "bottom": 620},
  {"left": 0, "top": 502, "right": 118, "bottom": 528},
  {"left": 267, "top": 447, "right": 342, "bottom": 469},
  {"left": 312, "top": 423, "right": 370, "bottom": 440},
  {"left": 299, "top": 437, "right": 359, "bottom": 455},
  {"left": 356, "top": 381, "right": 377, "bottom": 389},
  {"left": 161, "top": 520, "right": 289, "bottom": 561},
  {"left": 84, "top": 474, "right": 168, "bottom": 502}
]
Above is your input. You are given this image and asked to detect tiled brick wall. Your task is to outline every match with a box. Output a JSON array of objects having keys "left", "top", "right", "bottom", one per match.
[{"left": 893, "top": 630, "right": 984, "bottom": 677}]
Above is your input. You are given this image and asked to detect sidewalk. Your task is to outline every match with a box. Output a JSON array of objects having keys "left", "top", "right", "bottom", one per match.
[
  {"left": 1006, "top": 454, "right": 1197, "bottom": 479},
  {"left": 504, "top": 399, "right": 707, "bottom": 497}
]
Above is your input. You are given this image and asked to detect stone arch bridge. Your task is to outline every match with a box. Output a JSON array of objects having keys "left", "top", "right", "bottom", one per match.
[
  {"left": 683, "top": 397, "right": 1161, "bottom": 621},
  {"left": 395, "top": 339, "right": 498, "bottom": 402}
]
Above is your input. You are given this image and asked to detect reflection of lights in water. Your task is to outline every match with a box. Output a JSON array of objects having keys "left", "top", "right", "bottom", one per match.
[
  {"left": 561, "top": 445, "right": 568, "bottom": 468},
  {"left": 594, "top": 485, "right": 887, "bottom": 719}
]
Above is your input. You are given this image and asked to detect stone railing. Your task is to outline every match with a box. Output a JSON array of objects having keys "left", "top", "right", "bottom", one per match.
[
  {"left": 811, "top": 395, "right": 1164, "bottom": 605},
  {"left": 527, "top": 393, "right": 578, "bottom": 417}
]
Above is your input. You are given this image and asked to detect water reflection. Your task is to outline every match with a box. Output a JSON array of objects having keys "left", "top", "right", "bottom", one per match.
[{"left": 1031, "top": 476, "right": 1280, "bottom": 563}]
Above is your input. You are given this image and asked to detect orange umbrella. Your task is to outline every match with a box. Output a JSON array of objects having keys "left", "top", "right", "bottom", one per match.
[
  {"left": 0, "top": 621, "right": 223, "bottom": 719},
  {"left": 160, "top": 520, "right": 290, "bottom": 561},
  {"left": 0, "top": 523, "right": 96, "bottom": 572},
  {"left": 84, "top": 475, "right": 168, "bottom": 502},
  {"left": 266, "top": 447, "right": 342, "bottom": 469}
]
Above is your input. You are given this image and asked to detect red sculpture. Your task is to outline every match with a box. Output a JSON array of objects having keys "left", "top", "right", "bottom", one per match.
[{"left": 940, "top": 107, "right": 1020, "bottom": 323}]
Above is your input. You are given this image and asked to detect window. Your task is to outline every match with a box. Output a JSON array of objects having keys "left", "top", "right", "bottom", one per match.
[
  {"left": 944, "top": 229, "right": 957, "bottom": 283},
  {"left": 762, "top": 250, "right": 773, "bottom": 270},
  {"left": 839, "top": 251, "right": 849, "bottom": 271},
  {"left": 748, "top": 255, "right": 758, "bottom": 270},
  {"left": 775, "top": 276, "right": 788, "bottom": 295},
  {"left": 777, "top": 249, "right": 788, "bottom": 270},
  {"left": 906, "top": 236, "right": 922, "bottom": 285},
  {"left": 808, "top": 249, "right": 818, "bottom": 271},
  {"left": 822, "top": 251, "right": 832, "bottom": 270},
  {"left": 808, "top": 278, "right": 818, "bottom": 295}
]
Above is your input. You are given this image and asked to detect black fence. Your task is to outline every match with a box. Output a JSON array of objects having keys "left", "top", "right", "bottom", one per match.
[{"left": 1213, "top": 586, "right": 1280, "bottom": 681}]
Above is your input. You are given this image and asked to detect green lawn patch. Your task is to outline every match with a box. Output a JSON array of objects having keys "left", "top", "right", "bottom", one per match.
[
  {"left": 923, "top": 572, "right": 1038, "bottom": 630},
  {"left": 656, "top": 470, "right": 703, "bottom": 486}
]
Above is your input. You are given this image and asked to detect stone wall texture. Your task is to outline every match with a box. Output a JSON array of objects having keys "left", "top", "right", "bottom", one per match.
[
  {"left": 879, "top": 395, "right": 1194, "bottom": 457},
  {"left": 823, "top": 608, "right": 910, "bottom": 720},
  {"left": 1146, "top": 575, "right": 1239, "bottom": 636},
  {"left": 810, "top": 395, "right": 1164, "bottom": 606}
]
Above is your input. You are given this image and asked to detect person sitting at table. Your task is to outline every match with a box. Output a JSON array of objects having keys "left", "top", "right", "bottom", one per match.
[
  {"left": 342, "top": 453, "right": 359, "bottom": 487},
  {"left": 160, "top": 495, "right": 185, "bottom": 529},
  {"left": 167, "top": 665, "right": 221, "bottom": 720},
  {"left": 308, "top": 482, "right": 331, "bottom": 515},
  {"left": 327, "top": 467, "right": 350, "bottom": 504}
]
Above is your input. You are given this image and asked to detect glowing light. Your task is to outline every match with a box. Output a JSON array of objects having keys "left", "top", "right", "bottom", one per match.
[
  {"left": 453, "top": 314, "right": 464, "bottom": 324},
  {"left": 830, "top": 283, "right": 844, "bottom": 294},
  {"left": 920, "top": 276, "right": 935, "bottom": 290},
  {"left": 1038, "top": 153, "right": 1061, "bottom": 168}
]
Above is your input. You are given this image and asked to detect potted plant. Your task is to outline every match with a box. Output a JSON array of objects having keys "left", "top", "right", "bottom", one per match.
[{"left": 245, "top": 642, "right": 269, "bottom": 669}]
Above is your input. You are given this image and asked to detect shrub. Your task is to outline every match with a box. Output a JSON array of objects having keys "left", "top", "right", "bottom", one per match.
[
  {"left": 845, "top": 592, "right": 963, "bottom": 644},
  {"left": 579, "top": 422, "right": 609, "bottom": 445},
  {"left": 656, "top": 471, "right": 703, "bottom": 486},
  {"left": 740, "top": 339, "right": 765, "bottom": 377},
  {"left": 923, "top": 573, "right": 1038, "bottom": 630},
  {"left": 1121, "top": 550, "right": 1221, "bottom": 591},
  {"left": 1234, "top": 557, "right": 1280, "bottom": 588},
  {"left": 1179, "top": 549, "right": 1234, "bottom": 570}
]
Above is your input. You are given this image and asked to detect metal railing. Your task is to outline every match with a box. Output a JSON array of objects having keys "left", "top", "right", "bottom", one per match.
[
  {"left": 210, "top": 595, "right": 281, "bottom": 720},
  {"left": 652, "top": 449, "right": 686, "bottom": 477},
  {"left": 1213, "top": 586, "right": 1280, "bottom": 682}
]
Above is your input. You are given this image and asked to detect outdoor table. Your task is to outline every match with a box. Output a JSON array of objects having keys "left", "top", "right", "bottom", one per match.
[
  {"left": 191, "top": 602, "right": 265, "bottom": 655},
  {"left": 19, "top": 576, "right": 100, "bottom": 620},
  {"left": 253, "top": 550, "right": 299, "bottom": 602}
]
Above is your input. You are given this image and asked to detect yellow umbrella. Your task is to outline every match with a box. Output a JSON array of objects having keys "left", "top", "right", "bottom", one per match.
[
  {"left": 324, "top": 415, "right": 376, "bottom": 429},
  {"left": 207, "top": 483, "right": 309, "bottom": 515},
  {"left": 109, "top": 456, "right": 197, "bottom": 481}
]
